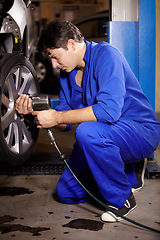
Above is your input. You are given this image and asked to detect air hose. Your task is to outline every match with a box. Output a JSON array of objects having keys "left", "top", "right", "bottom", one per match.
[{"left": 47, "top": 129, "right": 160, "bottom": 234}]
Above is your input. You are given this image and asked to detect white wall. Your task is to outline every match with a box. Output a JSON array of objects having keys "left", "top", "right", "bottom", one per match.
[{"left": 112, "top": 0, "right": 139, "bottom": 21}]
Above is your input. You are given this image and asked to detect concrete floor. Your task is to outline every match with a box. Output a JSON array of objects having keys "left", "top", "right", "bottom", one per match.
[{"left": 0, "top": 127, "right": 160, "bottom": 240}]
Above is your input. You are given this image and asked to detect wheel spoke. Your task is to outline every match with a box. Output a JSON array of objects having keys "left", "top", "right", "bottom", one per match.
[
  {"left": 6, "top": 118, "right": 23, "bottom": 154},
  {"left": 1, "top": 73, "right": 17, "bottom": 131},
  {"left": 14, "top": 119, "right": 23, "bottom": 154},
  {"left": 7, "top": 73, "right": 18, "bottom": 99},
  {"left": 14, "top": 118, "right": 32, "bottom": 154},
  {"left": 21, "top": 120, "right": 33, "bottom": 146},
  {"left": 1, "top": 93, "right": 10, "bottom": 108},
  {"left": 19, "top": 72, "right": 33, "bottom": 94},
  {"left": 1, "top": 110, "right": 14, "bottom": 131},
  {"left": 5, "top": 123, "right": 14, "bottom": 148},
  {"left": 15, "top": 67, "right": 23, "bottom": 91}
]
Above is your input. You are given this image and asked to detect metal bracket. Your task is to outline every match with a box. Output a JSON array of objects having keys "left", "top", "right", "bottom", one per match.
[{"left": 145, "top": 161, "right": 160, "bottom": 179}]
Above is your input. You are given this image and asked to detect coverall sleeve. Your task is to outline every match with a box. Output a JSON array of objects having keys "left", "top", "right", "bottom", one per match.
[{"left": 92, "top": 46, "right": 127, "bottom": 123}]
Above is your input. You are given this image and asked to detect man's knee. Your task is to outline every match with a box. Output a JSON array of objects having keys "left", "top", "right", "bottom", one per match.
[
  {"left": 56, "top": 174, "right": 87, "bottom": 204},
  {"left": 56, "top": 178, "right": 72, "bottom": 204},
  {"left": 75, "top": 121, "right": 113, "bottom": 149},
  {"left": 75, "top": 122, "right": 100, "bottom": 146}
]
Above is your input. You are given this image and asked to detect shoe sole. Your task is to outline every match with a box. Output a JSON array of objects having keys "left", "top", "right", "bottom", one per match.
[
  {"left": 101, "top": 204, "right": 137, "bottom": 223},
  {"left": 132, "top": 158, "right": 147, "bottom": 193}
]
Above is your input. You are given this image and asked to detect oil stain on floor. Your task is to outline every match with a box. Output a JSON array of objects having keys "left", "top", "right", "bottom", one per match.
[
  {"left": 0, "top": 187, "right": 34, "bottom": 196},
  {"left": 62, "top": 218, "right": 104, "bottom": 231},
  {"left": 0, "top": 224, "right": 50, "bottom": 236},
  {"left": 0, "top": 215, "right": 50, "bottom": 236}
]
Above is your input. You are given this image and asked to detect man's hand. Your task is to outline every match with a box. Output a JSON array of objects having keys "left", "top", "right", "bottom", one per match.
[
  {"left": 32, "top": 109, "right": 58, "bottom": 129},
  {"left": 15, "top": 94, "right": 33, "bottom": 114}
]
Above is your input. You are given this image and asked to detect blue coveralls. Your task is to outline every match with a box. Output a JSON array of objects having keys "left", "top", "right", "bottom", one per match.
[{"left": 55, "top": 41, "right": 160, "bottom": 208}]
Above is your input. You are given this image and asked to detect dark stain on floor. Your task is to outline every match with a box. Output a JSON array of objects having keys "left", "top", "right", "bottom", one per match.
[
  {"left": 0, "top": 215, "right": 50, "bottom": 236},
  {"left": 0, "top": 187, "right": 34, "bottom": 196},
  {"left": 0, "top": 223, "right": 50, "bottom": 236},
  {"left": 0, "top": 215, "right": 17, "bottom": 224},
  {"left": 62, "top": 218, "right": 104, "bottom": 231}
]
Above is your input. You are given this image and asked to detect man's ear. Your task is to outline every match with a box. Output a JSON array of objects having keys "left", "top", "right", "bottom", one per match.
[{"left": 67, "top": 39, "right": 76, "bottom": 51}]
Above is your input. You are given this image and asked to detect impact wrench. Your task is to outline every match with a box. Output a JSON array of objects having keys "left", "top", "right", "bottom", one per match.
[{"left": 31, "top": 94, "right": 160, "bottom": 234}]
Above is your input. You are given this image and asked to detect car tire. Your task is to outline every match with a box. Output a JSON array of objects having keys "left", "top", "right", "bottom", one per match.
[
  {"left": 34, "top": 53, "right": 60, "bottom": 95},
  {"left": 0, "top": 53, "right": 40, "bottom": 165},
  {"left": 34, "top": 53, "right": 53, "bottom": 84}
]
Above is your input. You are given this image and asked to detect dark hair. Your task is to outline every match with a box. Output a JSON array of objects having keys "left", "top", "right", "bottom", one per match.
[{"left": 37, "top": 19, "right": 84, "bottom": 59}]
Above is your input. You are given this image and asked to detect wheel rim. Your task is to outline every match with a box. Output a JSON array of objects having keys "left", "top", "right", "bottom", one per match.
[
  {"left": 1, "top": 64, "right": 38, "bottom": 155},
  {"left": 35, "top": 61, "right": 47, "bottom": 83}
]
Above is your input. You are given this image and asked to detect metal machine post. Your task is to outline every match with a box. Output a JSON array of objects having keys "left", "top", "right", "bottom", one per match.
[{"left": 108, "top": 0, "right": 160, "bottom": 178}]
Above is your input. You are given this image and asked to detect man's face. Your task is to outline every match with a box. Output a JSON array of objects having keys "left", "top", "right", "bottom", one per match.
[{"left": 47, "top": 40, "right": 78, "bottom": 72}]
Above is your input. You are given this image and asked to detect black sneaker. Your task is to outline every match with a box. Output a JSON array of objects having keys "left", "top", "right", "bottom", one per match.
[
  {"left": 132, "top": 158, "right": 147, "bottom": 193},
  {"left": 101, "top": 193, "right": 137, "bottom": 222}
]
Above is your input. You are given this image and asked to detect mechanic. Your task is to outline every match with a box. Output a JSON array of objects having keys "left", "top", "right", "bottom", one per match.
[{"left": 15, "top": 19, "right": 160, "bottom": 222}]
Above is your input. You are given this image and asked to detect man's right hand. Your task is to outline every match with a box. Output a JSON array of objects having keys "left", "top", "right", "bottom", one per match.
[{"left": 15, "top": 94, "right": 33, "bottom": 115}]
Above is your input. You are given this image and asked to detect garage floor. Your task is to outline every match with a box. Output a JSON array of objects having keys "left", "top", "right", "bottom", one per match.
[{"left": 0, "top": 126, "right": 160, "bottom": 240}]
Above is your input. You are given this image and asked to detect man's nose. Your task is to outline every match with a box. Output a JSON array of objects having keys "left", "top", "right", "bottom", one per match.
[{"left": 51, "top": 59, "right": 59, "bottom": 68}]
